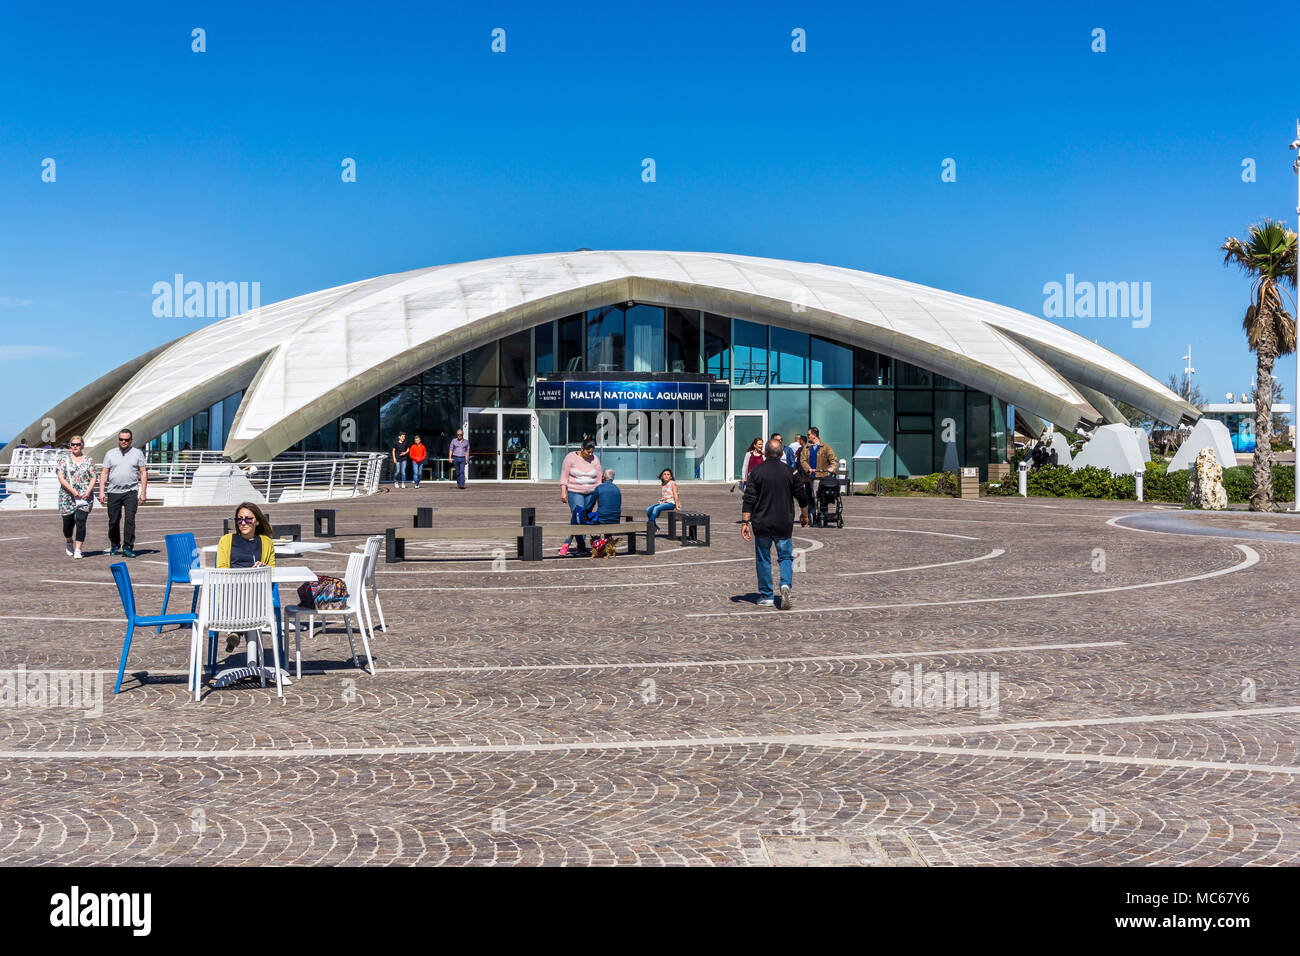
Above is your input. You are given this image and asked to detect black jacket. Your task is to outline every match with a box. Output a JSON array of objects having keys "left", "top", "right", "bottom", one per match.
[{"left": 742, "top": 457, "right": 804, "bottom": 538}]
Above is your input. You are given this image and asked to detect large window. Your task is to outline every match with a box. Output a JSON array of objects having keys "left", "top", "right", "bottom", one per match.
[
  {"left": 535, "top": 321, "right": 556, "bottom": 378},
  {"left": 854, "top": 389, "right": 895, "bottom": 479},
  {"left": 854, "top": 347, "right": 893, "bottom": 387},
  {"left": 810, "top": 390, "right": 852, "bottom": 466},
  {"left": 463, "top": 343, "right": 497, "bottom": 387},
  {"left": 732, "top": 319, "right": 767, "bottom": 386},
  {"left": 500, "top": 328, "right": 532, "bottom": 406},
  {"left": 559, "top": 314, "right": 584, "bottom": 372},
  {"left": 587, "top": 306, "right": 624, "bottom": 371},
  {"left": 811, "top": 336, "right": 852, "bottom": 388},
  {"left": 380, "top": 385, "right": 423, "bottom": 454},
  {"left": 934, "top": 390, "right": 965, "bottom": 472},
  {"left": 768, "top": 389, "right": 809, "bottom": 446},
  {"left": 626, "top": 305, "right": 665, "bottom": 372},
  {"left": 703, "top": 312, "right": 730, "bottom": 380},
  {"left": 666, "top": 308, "right": 701, "bottom": 373},
  {"left": 769, "top": 328, "right": 808, "bottom": 386}
]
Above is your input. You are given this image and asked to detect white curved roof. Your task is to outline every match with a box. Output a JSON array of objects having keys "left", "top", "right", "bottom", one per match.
[{"left": 79, "top": 250, "right": 1196, "bottom": 461}]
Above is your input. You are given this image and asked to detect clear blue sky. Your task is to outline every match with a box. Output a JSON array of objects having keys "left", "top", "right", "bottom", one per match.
[{"left": 2, "top": 0, "right": 1297, "bottom": 438}]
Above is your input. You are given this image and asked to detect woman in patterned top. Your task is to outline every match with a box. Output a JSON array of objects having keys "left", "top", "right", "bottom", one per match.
[{"left": 56, "top": 435, "right": 96, "bottom": 558}]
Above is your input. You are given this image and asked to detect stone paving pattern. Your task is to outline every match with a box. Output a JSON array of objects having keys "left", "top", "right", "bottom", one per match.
[{"left": 1, "top": 484, "right": 1297, "bottom": 865}]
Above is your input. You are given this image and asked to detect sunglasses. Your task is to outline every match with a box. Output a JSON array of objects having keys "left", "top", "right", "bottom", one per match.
[
  {"left": 69, "top": 442, "right": 83, "bottom": 447},
  {"left": 118, "top": 437, "right": 132, "bottom": 443},
  {"left": 236, "top": 516, "right": 257, "bottom": 524}
]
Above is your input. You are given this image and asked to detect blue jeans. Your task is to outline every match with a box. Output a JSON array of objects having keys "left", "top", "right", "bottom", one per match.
[
  {"left": 393, "top": 460, "right": 408, "bottom": 483},
  {"left": 754, "top": 535, "right": 793, "bottom": 602},
  {"left": 410, "top": 461, "right": 422, "bottom": 487},
  {"left": 647, "top": 502, "right": 676, "bottom": 523},
  {"left": 565, "top": 491, "right": 597, "bottom": 548},
  {"left": 452, "top": 456, "right": 466, "bottom": 488}
]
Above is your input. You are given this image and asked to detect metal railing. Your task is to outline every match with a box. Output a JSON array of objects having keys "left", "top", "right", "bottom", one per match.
[
  {"left": 4, "top": 447, "right": 66, "bottom": 480},
  {"left": 147, "top": 452, "right": 385, "bottom": 502}
]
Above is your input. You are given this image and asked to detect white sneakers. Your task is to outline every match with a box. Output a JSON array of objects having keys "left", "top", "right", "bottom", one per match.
[
  {"left": 760, "top": 587, "right": 794, "bottom": 610},
  {"left": 65, "top": 543, "right": 74, "bottom": 557}
]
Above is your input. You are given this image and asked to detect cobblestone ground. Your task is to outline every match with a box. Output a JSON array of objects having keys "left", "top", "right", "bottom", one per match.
[{"left": 1, "top": 484, "right": 1297, "bottom": 865}]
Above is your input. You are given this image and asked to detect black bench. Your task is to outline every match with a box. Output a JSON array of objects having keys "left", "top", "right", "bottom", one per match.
[
  {"left": 666, "top": 511, "right": 710, "bottom": 546},
  {"left": 314, "top": 506, "right": 536, "bottom": 537},
  {"left": 386, "top": 525, "right": 545, "bottom": 563},
  {"left": 413, "top": 506, "right": 535, "bottom": 528},
  {"left": 587, "top": 521, "right": 656, "bottom": 556},
  {"left": 384, "top": 519, "right": 655, "bottom": 563}
]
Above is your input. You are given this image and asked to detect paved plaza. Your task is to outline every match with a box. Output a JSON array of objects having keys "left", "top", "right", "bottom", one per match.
[{"left": 1, "top": 484, "right": 1297, "bottom": 866}]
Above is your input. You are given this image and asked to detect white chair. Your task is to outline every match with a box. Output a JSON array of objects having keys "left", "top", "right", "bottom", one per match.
[
  {"left": 189, "top": 566, "right": 281, "bottom": 702},
  {"left": 284, "top": 553, "right": 375, "bottom": 678},
  {"left": 360, "top": 534, "right": 386, "bottom": 633}
]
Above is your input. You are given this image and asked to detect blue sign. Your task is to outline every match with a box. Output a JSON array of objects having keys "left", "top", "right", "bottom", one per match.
[{"left": 535, "top": 380, "right": 728, "bottom": 411}]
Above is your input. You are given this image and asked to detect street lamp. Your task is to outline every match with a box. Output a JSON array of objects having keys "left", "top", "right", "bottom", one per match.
[
  {"left": 1291, "top": 120, "right": 1300, "bottom": 510},
  {"left": 1181, "top": 346, "right": 1195, "bottom": 400}
]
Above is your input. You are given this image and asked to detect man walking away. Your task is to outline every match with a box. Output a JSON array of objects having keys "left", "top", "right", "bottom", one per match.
[
  {"left": 391, "top": 432, "right": 410, "bottom": 488},
  {"left": 448, "top": 428, "right": 470, "bottom": 489},
  {"left": 97, "top": 428, "right": 148, "bottom": 557},
  {"left": 742, "top": 438, "right": 809, "bottom": 609}
]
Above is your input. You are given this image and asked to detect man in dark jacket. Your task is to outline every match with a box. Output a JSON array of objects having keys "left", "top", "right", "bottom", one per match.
[{"left": 742, "top": 439, "right": 809, "bottom": 609}]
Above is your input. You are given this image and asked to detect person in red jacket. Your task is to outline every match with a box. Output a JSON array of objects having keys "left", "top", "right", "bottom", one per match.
[{"left": 408, "top": 435, "right": 428, "bottom": 488}]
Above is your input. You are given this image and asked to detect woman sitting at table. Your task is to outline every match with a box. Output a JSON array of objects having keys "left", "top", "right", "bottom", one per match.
[{"left": 215, "top": 501, "right": 276, "bottom": 653}]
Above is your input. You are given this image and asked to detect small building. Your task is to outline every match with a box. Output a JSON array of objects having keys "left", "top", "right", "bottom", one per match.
[{"left": 1200, "top": 403, "right": 1294, "bottom": 453}]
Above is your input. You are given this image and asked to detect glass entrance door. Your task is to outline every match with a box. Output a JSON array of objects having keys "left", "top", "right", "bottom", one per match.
[
  {"left": 727, "top": 410, "right": 768, "bottom": 481},
  {"left": 501, "top": 413, "right": 532, "bottom": 480},
  {"left": 466, "top": 412, "right": 499, "bottom": 481},
  {"left": 463, "top": 408, "right": 537, "bottom": 480}
]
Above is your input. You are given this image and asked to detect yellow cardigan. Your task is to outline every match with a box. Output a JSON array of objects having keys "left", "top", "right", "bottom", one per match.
[{"left": 215, "top": 533, "right": 276, "bottom": 568}]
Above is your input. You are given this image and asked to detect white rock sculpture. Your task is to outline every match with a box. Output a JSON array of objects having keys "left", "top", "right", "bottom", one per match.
[{"left": 1186, "top": 447, "right": 1227, "bottom": 510}]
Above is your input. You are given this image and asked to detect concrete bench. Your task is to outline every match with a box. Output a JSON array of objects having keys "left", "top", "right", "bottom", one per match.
[
  {"left": 667, "top": 510, "right": 711, "bottom": 546},
  {"left": 315, "top": 506, "right": 536, "bottom": 536},
  {"left": 384, "top": 519, "right": 655, "bottom": 562},
  {"left": 386, "top": 525, "right": 545, "bottom": 563}
]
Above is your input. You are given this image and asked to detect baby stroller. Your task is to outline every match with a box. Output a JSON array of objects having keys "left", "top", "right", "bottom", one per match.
[{"left": 811, "top": 475, "right": 844, "bottom": 528}]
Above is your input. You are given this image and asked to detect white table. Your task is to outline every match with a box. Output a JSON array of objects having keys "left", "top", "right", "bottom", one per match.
[
  {"left": 201, "top": 541, "right": 332, "bottom": 560},
  {"left": 189, "top": 567, "right": 319, "bottom": 691}
]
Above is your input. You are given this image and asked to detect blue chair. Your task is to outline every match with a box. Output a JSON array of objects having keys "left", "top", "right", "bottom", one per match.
[
  {"left": 157, "top": 533, "right": 202, "bottom": 632},
  {"left": 111, "top": 561, "right": 199, "bottom": 694}
]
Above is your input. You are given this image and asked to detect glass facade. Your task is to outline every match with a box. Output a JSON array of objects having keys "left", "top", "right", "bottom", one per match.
[{"left": 144, "top": 304, "right": 1009, "bottom": 480}]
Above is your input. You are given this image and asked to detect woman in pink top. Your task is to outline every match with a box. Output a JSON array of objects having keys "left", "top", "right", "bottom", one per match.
[
  {"left": 558, "top": 438, "right": 602, "bottom": 556},
  {"left": 736, "top": 436, "right": 763, "bottom": 493},
  {"left": 646, "top": 468, "right": 680, "bottom": 532}
]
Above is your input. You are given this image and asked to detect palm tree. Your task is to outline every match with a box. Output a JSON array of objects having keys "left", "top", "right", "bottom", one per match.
[{"left": 1221, "top": 219, "right": 1298, "bottom": 510}]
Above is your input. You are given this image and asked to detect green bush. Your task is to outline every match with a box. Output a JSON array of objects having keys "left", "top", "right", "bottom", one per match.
[
  {"left": 987, "top": 460, "right": 1295, "bottom": 503},
  {"left": 855, "top": 471, "right": 960, "bottom": 497}
]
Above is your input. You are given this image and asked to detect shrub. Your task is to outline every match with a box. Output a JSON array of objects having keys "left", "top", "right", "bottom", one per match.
[
  {"left": 854, "top": 471, "right": 960, "bottom": 497},
  {"left": 987, "top": 459, "right": 1294, "bottom": 503}
]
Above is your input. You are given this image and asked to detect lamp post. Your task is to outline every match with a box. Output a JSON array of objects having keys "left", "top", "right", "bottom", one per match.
[{"left": 1291, "top": 120, "right": 1300, "bottom": 511}]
